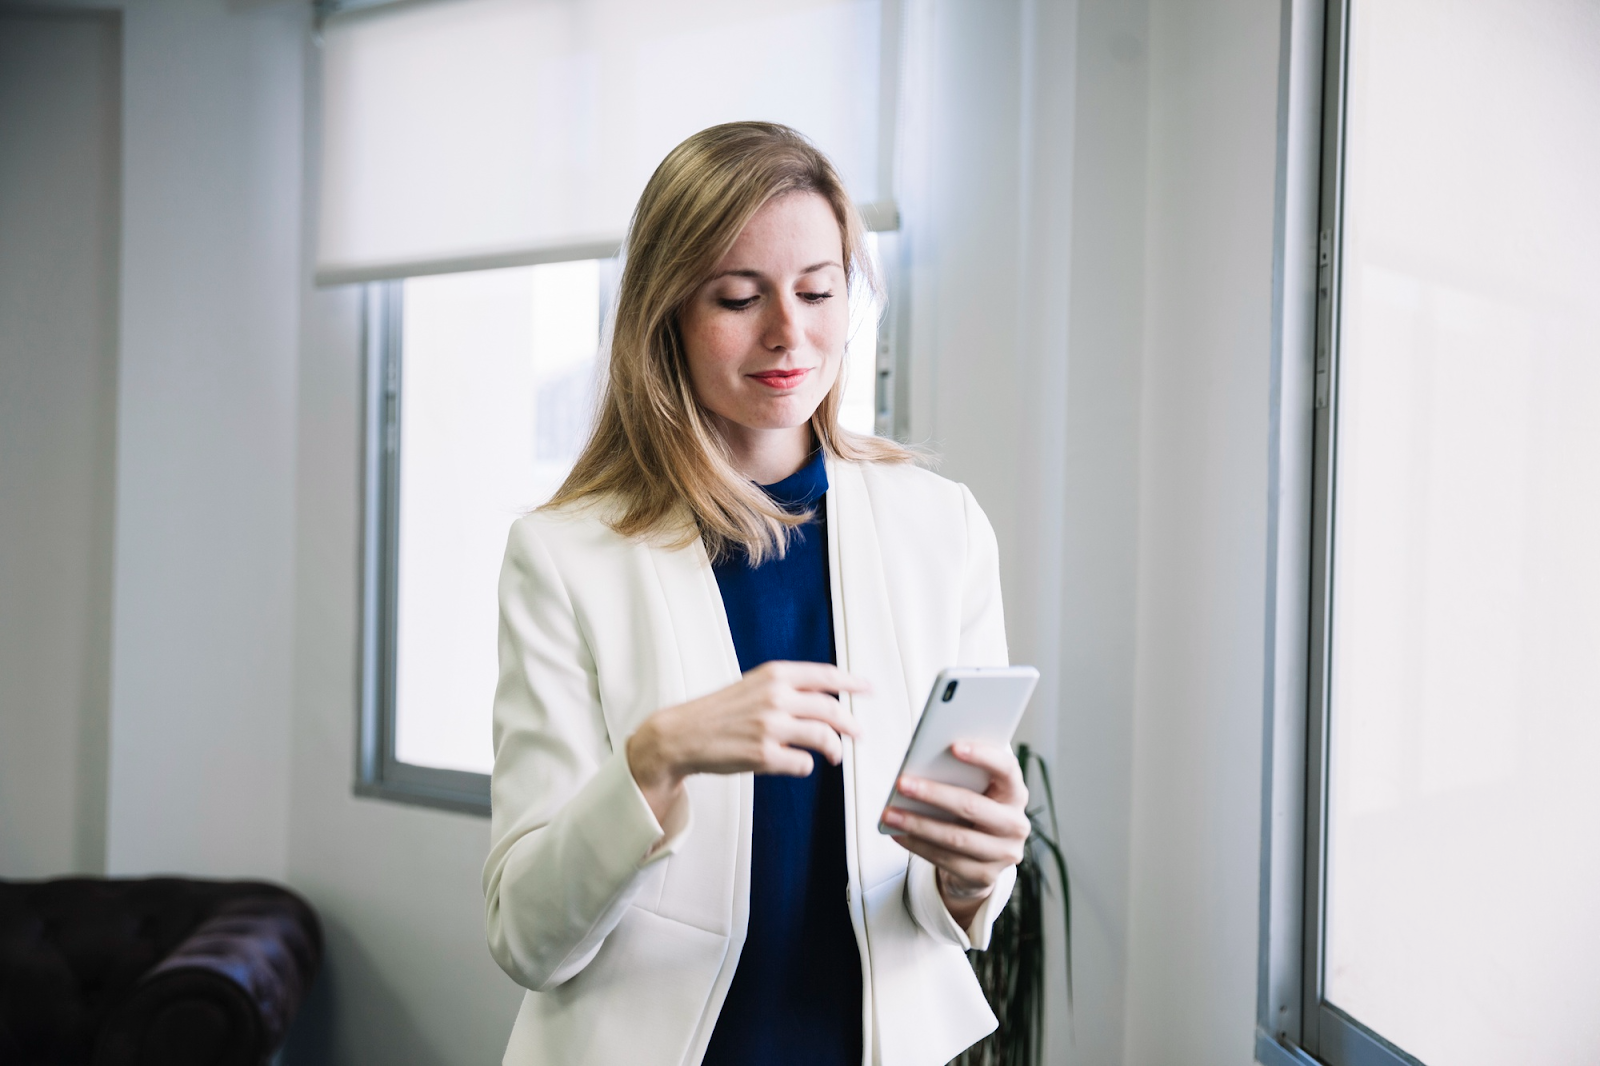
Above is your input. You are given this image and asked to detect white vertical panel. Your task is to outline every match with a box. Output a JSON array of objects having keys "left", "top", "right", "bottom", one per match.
[
  {"left": 0, "top": 12, "right": 120, "bottom": 878},
  {"left": 319, "top": 0, "right": 881, "bottom": 281},
  {"left": 106, "top": 0, "right": 304, "bottom": 880}
]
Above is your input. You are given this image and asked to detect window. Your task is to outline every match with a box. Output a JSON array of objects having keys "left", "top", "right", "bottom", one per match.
[
  {"left": 358, "top": 236, "right": 899, "bottom": 811},
  {"left": 1260, "top": 1, "right": 1600, "bottom": 1064},
  {"left": 321, "top": 0, "right": 907, "bottom": 809}
]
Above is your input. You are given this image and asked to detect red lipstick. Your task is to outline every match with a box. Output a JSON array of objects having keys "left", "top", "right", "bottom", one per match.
[{"left": 748, "top": 368, "right": 810, "bottom": 390}]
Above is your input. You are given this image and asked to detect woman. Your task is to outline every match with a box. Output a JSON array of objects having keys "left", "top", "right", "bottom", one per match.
[{"left": 484, "top": 122, "right": 1030, "bottom": 1066}]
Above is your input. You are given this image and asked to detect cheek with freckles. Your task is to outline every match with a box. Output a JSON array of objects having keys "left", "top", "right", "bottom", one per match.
[
  {"left": 695, "top": 318, "right": 758, "bottom": 375},
  {"left": 681, "top": 316, "right": 758, "bottom": 415}
]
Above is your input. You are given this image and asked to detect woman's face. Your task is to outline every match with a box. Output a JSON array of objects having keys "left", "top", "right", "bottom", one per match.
[{"left": 678, "top": 191, "right": 849, "bottom": 444}]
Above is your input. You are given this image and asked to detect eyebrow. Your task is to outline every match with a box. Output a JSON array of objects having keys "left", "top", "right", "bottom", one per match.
[{"left": 711, "top": 260, "right": 843, "bottom": 282}]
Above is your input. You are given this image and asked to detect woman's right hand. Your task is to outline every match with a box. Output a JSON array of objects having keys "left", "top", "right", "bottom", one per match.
[{"left": 625, "top": 661, "right": 869, "bottom": 824}]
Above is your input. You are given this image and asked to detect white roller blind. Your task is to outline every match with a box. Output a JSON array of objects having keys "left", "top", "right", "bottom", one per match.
[{"left": 317, "top": 0, "right": 887, "bottom": 284}]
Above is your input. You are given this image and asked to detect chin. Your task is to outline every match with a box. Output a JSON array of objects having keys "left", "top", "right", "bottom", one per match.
[{"left": 740, "top": 393, "right": 827, "bottom": 430}]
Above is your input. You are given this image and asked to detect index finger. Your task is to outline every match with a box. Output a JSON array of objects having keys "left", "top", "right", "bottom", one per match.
[
  {"left": 788, "top": 692, "right": 863, "bottom": 739},
  {"left": 767, "top": 661, "right": 872, "bottom": 695}
]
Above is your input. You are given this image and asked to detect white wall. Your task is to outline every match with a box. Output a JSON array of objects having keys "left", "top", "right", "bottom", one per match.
[
  {"left": 1, "top": 0, "right": 306, "bottom": 894},
  {"left": 900, "top": 1, "right": 1284, "bottom": 1064},
  {"left": 1121, "top": 2, "right": 1282, "bottom": 1063},
  {"left": 1051, "top": 0, "right": 1151, "bottom": 1059},
  {"left": 0, "top": 10, "right": 120, "bottom": 879},
  {"left": 1, "top": 2, "right": 308, "bottom": 886},
  {"left": 103, "top": 0, "right": 305, "bottom": 880},
  {"left": 899, "top": 1, "right": 1122, "bottom": 1060}
]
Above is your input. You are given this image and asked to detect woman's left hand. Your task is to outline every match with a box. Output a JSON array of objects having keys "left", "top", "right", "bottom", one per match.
[{"left": 881, "top": 740, "right": 1030, "bottom": 929}]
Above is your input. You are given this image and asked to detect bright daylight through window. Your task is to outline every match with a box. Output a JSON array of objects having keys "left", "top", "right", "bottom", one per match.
[
  {"left": 1313, "top": 1, "right": 1600, "bottom": 1064},
  {"left": 392, "top": 242, "right": 886, "bottom": 776}
]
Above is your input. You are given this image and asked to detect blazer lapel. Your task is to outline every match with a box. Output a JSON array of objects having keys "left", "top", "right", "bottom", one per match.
[
  {"left": 647, "top": 537, "right": 742, "bottom": 701},
  {"left": 644, "top": 540, "right": 751, "bottom": 942},
  {"left": 826, "top": 459, "right": 918, "bottom": 892}
]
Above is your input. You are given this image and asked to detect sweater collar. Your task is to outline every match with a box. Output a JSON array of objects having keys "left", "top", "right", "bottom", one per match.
[{"left": 757, "top": 448, "right": 829, "bottom": 512}]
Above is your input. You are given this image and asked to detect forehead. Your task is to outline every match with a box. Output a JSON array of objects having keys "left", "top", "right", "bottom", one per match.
[{"left": 717, "top": 191, "right": 844, "bottom": 274}]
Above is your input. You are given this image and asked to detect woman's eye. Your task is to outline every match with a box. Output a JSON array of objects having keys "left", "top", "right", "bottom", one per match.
[
  {"left": 800, "top": 290, "right": 835, "bottom": 303},
  {"left": 717, "top": 295, "right": 759, "bottom": 311}
]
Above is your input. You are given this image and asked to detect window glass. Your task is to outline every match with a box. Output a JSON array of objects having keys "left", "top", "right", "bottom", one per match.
[
  {"left": 839, "top": 230, "right": 881, "bottom": 434},
  {"left": 394, "top": 260, "right": 602, "bottom": 773},
  {"left": 393, "top": 241, "right": 884, "bottom": 774},
  {"left": 1324, "top": 2, "right": 1600, "bottom": 1063}
]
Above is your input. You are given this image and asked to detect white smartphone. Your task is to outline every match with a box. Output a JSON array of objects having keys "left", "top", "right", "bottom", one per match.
[{"left": 877, "top": 665, "right": 1039, "bottom": 833}]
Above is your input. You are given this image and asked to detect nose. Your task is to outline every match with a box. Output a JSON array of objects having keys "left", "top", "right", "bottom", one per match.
[{"left": 761, "top": 293, "right": 804, "bottom": 353}]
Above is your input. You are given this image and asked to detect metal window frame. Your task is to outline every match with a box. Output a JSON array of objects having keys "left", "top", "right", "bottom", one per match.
[
  {"left": 1257, "top": 1, "right": 1434, "bottom": 1064},
  {"left": 866, "top": 227, "right": 907, "bottom": 439},
  {"left": 354, "top": 238, "right": 910, "bottom": 816},
  {"left": 355, "top": 280, "right": 493, "bottom": 815}
]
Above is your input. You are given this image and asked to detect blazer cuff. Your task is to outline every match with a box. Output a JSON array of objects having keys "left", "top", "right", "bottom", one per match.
[
  {"left": 614, "top": 747, "right": 691, "bottom": 867},
  {"left": 906, "top": 856, "right": 1017, "bottom": 951}
]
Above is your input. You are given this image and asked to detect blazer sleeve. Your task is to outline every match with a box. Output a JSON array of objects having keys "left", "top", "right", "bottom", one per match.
[
  {"left": 483, "top": 517, "right": 689, "bottom": 992},
  {"left": 905, "top": 482, "right": 1018, "bottom": 950}
]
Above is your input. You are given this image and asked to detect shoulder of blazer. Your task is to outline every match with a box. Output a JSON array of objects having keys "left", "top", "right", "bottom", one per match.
[
  {"left": 510, "top": 500, "right": 618, "bottom": 548},
  {"left": 844, "top": 457, "right": 968, "bottom": 513},
  {"left": 846, "top": 458, "right": 979, "bottom": 551},
  {"left": 841, "top": 461, "right": 1000, "bottom": 608},
  {"left": 506, "top": 497, "right": 692, "bottom": 568}
]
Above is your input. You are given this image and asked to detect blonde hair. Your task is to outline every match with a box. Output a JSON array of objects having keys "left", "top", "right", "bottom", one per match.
[{"left": 546, "top": 121, "right": 914, "bottom": 563}]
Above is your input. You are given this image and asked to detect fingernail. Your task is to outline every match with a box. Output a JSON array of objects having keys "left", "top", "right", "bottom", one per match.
[
  {"left": 953, "top": 742, "right": 971, "bottom": 757},
  {"left": 899, "top": 777, "right": 919, "bottom": 796},
  {"left": 884, "top": 808, "right": 903, "bottom": 825}
]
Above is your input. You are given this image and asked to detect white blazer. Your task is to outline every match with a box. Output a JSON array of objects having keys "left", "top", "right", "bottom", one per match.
[{"left": 484, "top": 457, "right": 1018, "bottom": 1066}]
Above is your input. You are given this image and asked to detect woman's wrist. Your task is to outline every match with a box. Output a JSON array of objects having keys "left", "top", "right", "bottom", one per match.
[
  {"left": 936, "top": 868, "right": 994, "bottom": 929},
  {"left": 626, "top": 720, "right": 685, "bottom": 823},
  {"left": 937, "top": 867, "right": 995, "bottom": 900}
]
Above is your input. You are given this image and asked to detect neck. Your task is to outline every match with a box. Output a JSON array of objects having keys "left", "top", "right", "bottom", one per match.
[{"left": 716, "top": 419, "right": 814, "bottom": 485}]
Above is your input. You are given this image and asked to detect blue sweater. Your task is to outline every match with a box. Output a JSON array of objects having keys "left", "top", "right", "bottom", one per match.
[{"left": 701, "top": 450, "right": 863, "bottom": 1066}]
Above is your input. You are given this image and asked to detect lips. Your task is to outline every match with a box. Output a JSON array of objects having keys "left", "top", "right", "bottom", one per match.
[{"left": 748, "top": 368, "right": 811, "bottom": 390}]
